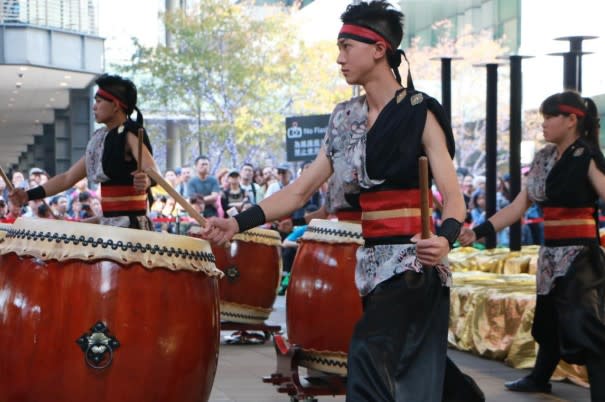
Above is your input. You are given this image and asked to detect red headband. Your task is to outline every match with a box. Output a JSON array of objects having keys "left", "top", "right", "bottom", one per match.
[
  {"left": 558, "top": 104, "right": 585, "bottom": 117},
  {"left": 338, "top": 24, "right": 392, "bottom": 50},
  {"left": 96, "top": 88, "right": 128, "bottom": 111}
]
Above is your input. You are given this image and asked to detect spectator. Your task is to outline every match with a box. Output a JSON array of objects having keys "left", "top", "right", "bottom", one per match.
[
  {"left": 175, "top": 165, "right": 192, "bottom": 198},
  {"left": 240, "top": 163, "right": 263, "bottom": 204},
  {"left": 49, "top": 195, "right": 69, "bottom": 219},
  {"left": 151, "top": 169, "right": 177, "bottom": 199},
  {"left": 262, "top": 166, "right": 276, "bottom": 192},
  {"left": 265, "top": 163, "right": 292, "bottom": 199},
  {"left": 11, "top": 171, "right": 26, "bottom": 190},
  {"left": 216, "top": 167, "right": 230, "bottom": 192},
  {"left": 36, "top": 203, "right": 53, "bottom": 219},
  {"left": 0, "top": 199, "right": 21, "bottom": 223},
  {"left": 221, "top": 169, "right": 249, "bottom": 217},
  {"left": 188, "top": 156, "right": 221, "bottom": 218},
  {"left": 0, "top": 176, "right": 7, "bottom": 201},
  {"left": 461, "top": 174, "right": 474, "bottom": 224},
  {"left": 0, "top": 198, "right": 6, "bottom": 220},
  {"left": 253, "top": 167, "right": 264, "bottom": 187},
  {"left": 78, "top": 191, "right": 95, "bottom": 220},
  {"left": 470, "top": 190, "right": 486, "bottom": 227},
  {"left": 29, "top": 167, "right": 47, "bottom": 186}
]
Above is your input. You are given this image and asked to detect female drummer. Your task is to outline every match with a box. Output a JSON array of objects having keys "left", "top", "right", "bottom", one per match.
[
  {"left": 9, "top": 74, "right": 158, "bottom": 230},
  {"left": 459, "top": 91, "right": 605, "bottom": 401}
]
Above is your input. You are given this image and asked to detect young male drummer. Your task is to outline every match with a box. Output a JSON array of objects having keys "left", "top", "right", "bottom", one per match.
[{"left": 203, "top": 1, "right": 480, "bottom": 400}]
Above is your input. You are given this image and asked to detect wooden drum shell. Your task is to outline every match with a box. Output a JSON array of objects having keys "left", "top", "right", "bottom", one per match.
[
  {"left": 286, "top": 219, "right": 363, "bottom": 375},
  {"left": 0, "top": 219, "right": 222, "bottom": 402},
  {"left": 208, "top": 228, "right": 282, "bottom": 324}
]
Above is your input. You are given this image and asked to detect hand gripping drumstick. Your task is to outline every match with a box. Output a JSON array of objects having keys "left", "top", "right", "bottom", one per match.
[
  {"left": 0, "top": 166, "right": 58, "bottom": 219},
  {"left": 419, "top": 156, "right": 431, "bottom": 239},
  {"left": 145, "top": 168, "right": 207, "bottom": 228}
]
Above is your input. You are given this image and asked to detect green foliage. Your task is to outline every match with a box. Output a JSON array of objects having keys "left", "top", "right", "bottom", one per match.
[{"left": 119, "top": 0, "right": 347, "bottom": 168}]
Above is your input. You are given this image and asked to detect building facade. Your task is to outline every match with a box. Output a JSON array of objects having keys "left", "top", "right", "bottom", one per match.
[{"left": 0, "top": 0, "right": 104, "bottom": 175}]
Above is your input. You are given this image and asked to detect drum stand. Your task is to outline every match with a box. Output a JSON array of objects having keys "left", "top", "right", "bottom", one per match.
[
  {"left": 221, "top": 321, "right": 282, "bottom": 345},
  {"left": 262, "top": 334, "right": 347, "bottom": 401}
]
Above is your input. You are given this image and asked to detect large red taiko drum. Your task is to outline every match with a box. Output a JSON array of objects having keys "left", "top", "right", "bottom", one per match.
[
  {"left": 0, "top": 218, "right": 223, "bottom": 402},
  {"left": 191, "top": 226, "right": 282, "bottom": 324},
  {"left": 286, "top": 219, "right": 364, "bottom": 375}
]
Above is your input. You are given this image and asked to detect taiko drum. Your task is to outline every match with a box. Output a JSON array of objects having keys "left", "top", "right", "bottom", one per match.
[
  {"left": 0, "top": 218, "right": 223, "bottom": 402},
  {"left": 286, "top": 219, "right": 364, "bottom": 375},
  {"left": 190, "top": 226, "right": 282, "bottom": 324}
]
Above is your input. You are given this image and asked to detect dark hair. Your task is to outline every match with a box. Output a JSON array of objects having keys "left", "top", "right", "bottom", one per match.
[
  {"left": 340, "top": 1, "right": 409, "bottom": 86},
  {"left": 78, "top": 191, "right": 91, "bottom": 203},
  {"left": 195, "top": 156, "right": 209, "bottom": 165},
  {"left": 37, "top": 203, "right": 50, "bottom": 218},
  {"left": 95, "top": 73, "right": 143, "bottom": 124},
  {"left": 471, "top": 190, "right": 485, "bottom": 209},
  {"left": 540, "top": 91, "right": 601, "bottom": 148},
  {"left": 241, "top": 162, "right": 254, "bottom": 169},
  {"left": 0, "top": 199, "right": 5, "bottom": 208}
]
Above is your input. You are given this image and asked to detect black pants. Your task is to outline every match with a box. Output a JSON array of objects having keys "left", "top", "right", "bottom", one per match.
[
  {"left": 531, "top": 248, "right": 605, "bottom": 402},
  {"left": 346, "top": 269, "right": 450, "bottom": 402}
]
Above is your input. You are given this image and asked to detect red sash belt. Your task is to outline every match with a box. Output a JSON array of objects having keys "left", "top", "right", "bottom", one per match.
[
  {"left": 101, "top": 184, "right": 147, "bottom": 215},
  {"left": 543, "top": 207, "right": 596, "bottom": 241},
  {"left": 360, "top": 189, "right": 433, "bottom": 238},
  {"left": 335, "top": 210, "right": 362, "bottom": 223}
]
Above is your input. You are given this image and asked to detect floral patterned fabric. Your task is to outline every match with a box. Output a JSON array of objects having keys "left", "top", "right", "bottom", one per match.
[
  {"left": 324, "top": 94, "right": 451, "bottom": 296},
  {"left": 526, "top": 144, "right": 583, "bottom": 295},
  {"left": 85, "top": 127, "right": 151, "bottom": 230}
]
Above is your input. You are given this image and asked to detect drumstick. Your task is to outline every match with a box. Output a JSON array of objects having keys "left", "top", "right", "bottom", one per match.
[
  {"left": 0, "top": 166, "right": 14, "bottom": 192},
  {"left": 0, "top": 166, "right": 59, "bottom": 219},
  {"left": 145, "top": 168, "right": 207, "bottom": 227},
  {"left": 137, "top": 128, "right": 144, "bottom": 172},
  {"left": 419, "top": 156, "right": 431, "bottom": 239}
]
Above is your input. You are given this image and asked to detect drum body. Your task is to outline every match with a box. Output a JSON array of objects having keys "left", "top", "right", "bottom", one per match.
[
  {"left": 0, "top": 219, "right": 223, "bottom": 402},
  {"left": 286, "top": 219, "right": 364, "bottom": 375},
  {"left": 209, "top": 227, "right": 282, "bottom": 324}
]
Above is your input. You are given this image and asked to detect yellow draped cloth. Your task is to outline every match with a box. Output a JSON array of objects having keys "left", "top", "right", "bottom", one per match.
[{"left": 448, "top": 246, "right": 589, "bottom": 387}]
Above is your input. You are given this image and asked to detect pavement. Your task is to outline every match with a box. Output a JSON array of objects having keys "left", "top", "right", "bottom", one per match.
[{"left": 209, "top": 296, "right": 590, "bottom": 402}]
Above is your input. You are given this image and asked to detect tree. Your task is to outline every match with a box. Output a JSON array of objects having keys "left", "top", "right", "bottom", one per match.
[
  {"left": 406, "top": 20, "right": 513, "bottom": 175},
  {"left": 121, "top": 0, "right": 301, "bottom": 169}
]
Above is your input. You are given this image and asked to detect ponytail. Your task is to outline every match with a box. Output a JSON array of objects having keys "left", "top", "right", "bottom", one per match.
[{"left": 582, "top": 97, "right": 600, "bottom": 148}]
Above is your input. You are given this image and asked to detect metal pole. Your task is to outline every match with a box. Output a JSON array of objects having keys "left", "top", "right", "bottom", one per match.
[
  {"left": 507, "top": 55, "right": 532, "bottom": 251},
  {"left": 549, "top": 36, "right": 597, "bottom": 93},
  {"left": 475, "top": 63, "right": 500, "bottom": 249},
  {"left": 441, "top": 58, "right": 452, "bottom": 121}
]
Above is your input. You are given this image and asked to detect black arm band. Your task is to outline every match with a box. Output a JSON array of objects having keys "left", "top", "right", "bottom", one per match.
[
  {"left": 473, "top": 220, "right": 496, "bottom": 240},
  {"left": 438, "top": 217, "right": 462, "bottom": 249},
  {"left": 234, "top": 204, "right": 266, "bottom": 233},
  {"left": 291, "top": 216, "right": 306, "bottom": 226},
  {"left": 26, "top": 186, "right": 46, "bottom": 201}
]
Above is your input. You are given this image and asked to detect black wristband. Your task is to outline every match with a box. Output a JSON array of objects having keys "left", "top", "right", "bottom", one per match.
[
  {"left": 473, "top": 220, "right": 496, "bottom": 240},
  {"left": 291, "top": 216, "right": 306, "bottom": 226},
  {"left": 26, "top": 186, "right": 46, "bottom": 201},
  {"left": 234, "top": 204, "right": 266, "bottom": 233},
  {"left": 438, "top": 217, "right": 462, "bottom": 249}
]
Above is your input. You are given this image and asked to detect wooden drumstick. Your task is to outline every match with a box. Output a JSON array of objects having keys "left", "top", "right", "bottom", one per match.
[
  {"left": 137, "top": 128, "right": 144, "bottom": 172},
  {"left": 419, "top": 156, "right": 431, "bottom": 239},
  {"left": 145, "top": 168, "right": 207, "bottom": 227},
  {"left": 0, "top": 166, "right": 14, "bottom": 192},
  {"left": 0, "top": 166, "right": 58, "bottom": 219}
]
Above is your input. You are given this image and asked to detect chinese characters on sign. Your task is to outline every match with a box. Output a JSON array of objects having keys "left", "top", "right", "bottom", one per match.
[{"left": 285, "top": 114, "right": 330, "bottom": 162}]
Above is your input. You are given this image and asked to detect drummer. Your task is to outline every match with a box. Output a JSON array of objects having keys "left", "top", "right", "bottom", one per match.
[{"left": 9, "top": 74, "right": 158, "bottom": 230}]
